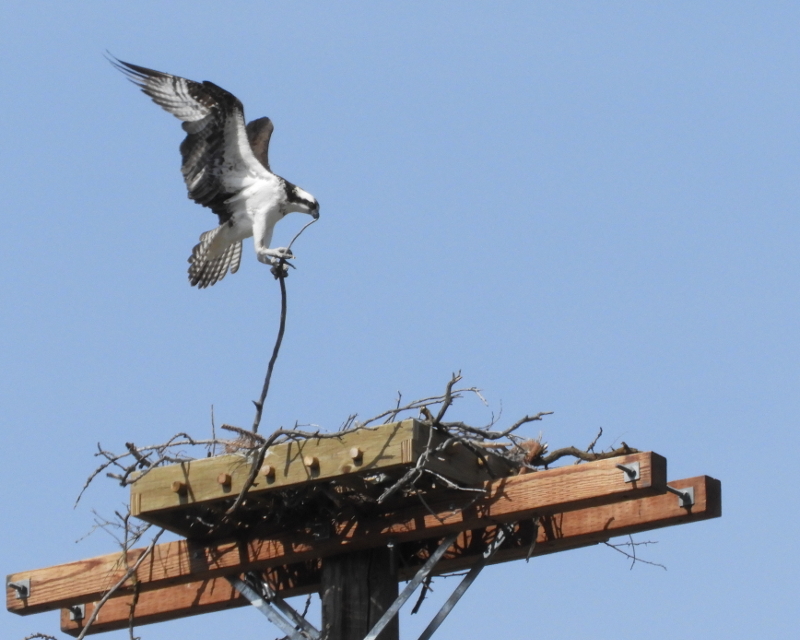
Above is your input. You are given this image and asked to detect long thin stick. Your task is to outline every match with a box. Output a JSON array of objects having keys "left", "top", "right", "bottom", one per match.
[
  {"left": 252, "top": 269, "right": 287, "bottom": 434},
  {"left": 251, "top": 218, "right": 318, "bottom": 434},
  {"left": 74, "top": 528, "right": 165, "bottom": 640}
]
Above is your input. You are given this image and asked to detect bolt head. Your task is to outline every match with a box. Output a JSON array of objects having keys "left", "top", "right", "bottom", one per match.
[{"left": 260, "top": 464, "right": 276, "bottom": 479}]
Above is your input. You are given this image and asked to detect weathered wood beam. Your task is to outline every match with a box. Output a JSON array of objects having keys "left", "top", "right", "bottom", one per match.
[
  {"left": 8, "top": 452, "right": 664, "bottom": 615},
  {"left": 59, "top": 565, "right": 319, "bottom": 637},
  {"left": 59, "top": 475, "right": 719, "bottom": 636}
]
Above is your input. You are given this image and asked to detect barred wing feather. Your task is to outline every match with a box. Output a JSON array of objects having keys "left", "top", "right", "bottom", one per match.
[{"left": 110, "top": 58, "right": 263, "bottom": 224}]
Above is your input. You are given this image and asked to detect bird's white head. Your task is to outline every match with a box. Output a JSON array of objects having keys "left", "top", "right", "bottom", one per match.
[{"left": 285, "top": 183, "right": 320, "bottom": 219}]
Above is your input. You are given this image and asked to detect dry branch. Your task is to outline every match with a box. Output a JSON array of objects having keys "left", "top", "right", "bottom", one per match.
[
  {"left": 603, "top": 536, "right": 666, "bottom": 570},
  {"left": 71, "top": 528, "right": 164, "bottom": 640},
  {"left": 251, "top": 217, "right": 317, "bottom": 435}
]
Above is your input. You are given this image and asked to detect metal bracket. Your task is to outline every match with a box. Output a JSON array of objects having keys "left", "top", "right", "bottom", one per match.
[
  {"left": 8, "top": 579, "right": 30, "bottom": 599},
  {"left": 247, "top": 572, "right": 320, "bottom": 639},
  {"left": 227, "top": 573, "right": 319, "bottom": 640},
  {"left": 666, "top": 485, "right": 695, "bottom": 508},
  {"left": 68, "top": 604, "right": 85, "bottom": 621},
  {"left": 363, "top": 532, "right": 460, "bottom": 640},
  {"left": 363, "top": 526, "right": 513, "bottom": 640},
  {"left": 616, "top": 462, "right": 640, "bottom": 483}
]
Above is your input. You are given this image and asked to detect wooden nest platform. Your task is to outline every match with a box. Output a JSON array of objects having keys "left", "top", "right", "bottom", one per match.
[{"left": 130, "top": 419, "right": 516, "bottom": 540}]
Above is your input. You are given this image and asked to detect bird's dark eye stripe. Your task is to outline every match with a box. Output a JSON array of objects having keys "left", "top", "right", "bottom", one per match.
[{"left": 289, "top": 189, "right": 309, "bottom": 205}]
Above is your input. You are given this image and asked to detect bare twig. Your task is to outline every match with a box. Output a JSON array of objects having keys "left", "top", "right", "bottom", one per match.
[
  {"left": 300, "top": 594, "right": 313, "bottom": 618},
  {"left": 439, "top": 412, "right": 553, "bottom": 441},
  {"left": 525, "top": 516, "right": 540, "bottom": 562},
  {"left": 209, "top": 405, "right": 217, "bottom": 458},
  {"left": 286, "top": 217, "right": 318, "bottom": 254},
  {"left": 252, "top": 267, "right": 287, "bottom": 434},
  {"left": 125, "top": 442, "right": 152, "bottom": 468},
  {"left": 377, "top": 422, "right": 436, "bottom": 504},
  {"left": 586, "top": 427, "right": 603, "bottom": 453},
  {"left": 221, "top": 423, "right": 267, "bottom": 444},
  {"left": 225, "top": 440, "right": 271, "bottom": 517},
  {"left": 383, "top": 391, "right": 404, "bottom": 424},
  {"left": 74, "top": 528, "right": 165, "bottom": 640},
  {"left": 223, "top": 427, "right": 348, "bottom": 519},
  {"left": 339, "top": 413, "right": 358, "bottom": 432},
  {"left": 251, "top": 217, "right": 317, "bottom": 435},
  {"left": 360, "top": 386, "right": 484, "bottom": 428},
  {"left": 539, "top": 443, "right": 637, "bottom": 467},
  {"left": 411, "top": 576, "right": 432, "bottom": 614},
  {"left": 127, "top": 580, "right": 141, "bottom": 640},
  {"left": 603, "top": 536, "right": 666, "bottom": 570},
  {"left": 432, "top": 372, "right": 462, "bottom": 425}
]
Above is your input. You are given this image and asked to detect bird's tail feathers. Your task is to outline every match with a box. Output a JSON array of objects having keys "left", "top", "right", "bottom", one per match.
[{"left": 188, "top": 227, "right": 242, "bottom": 288}]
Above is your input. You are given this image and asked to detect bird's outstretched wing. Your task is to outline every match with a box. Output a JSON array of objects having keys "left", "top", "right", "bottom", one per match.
[{"left": 110, "top": 57, "right": 266, "bottom": 224}]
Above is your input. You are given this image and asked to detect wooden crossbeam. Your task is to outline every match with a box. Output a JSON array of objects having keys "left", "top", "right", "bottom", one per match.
[
  {"left": 61, "top": 566, "right": 317, "bottom": 637},
  {"left": 60, "top": 476, "right": 720, "bottom": 636},
  {"left": 7, "top": 452, "right": 664, "bottom": 616}
]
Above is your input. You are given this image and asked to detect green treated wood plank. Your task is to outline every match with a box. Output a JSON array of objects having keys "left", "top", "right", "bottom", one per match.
[{"left": 130, "top": 420, "right": 514, "bottom": 529}]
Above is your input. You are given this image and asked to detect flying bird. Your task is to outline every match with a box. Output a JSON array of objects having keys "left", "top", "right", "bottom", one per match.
[{"left": 111, "top": 58, "right": 319, "bottom": 287}]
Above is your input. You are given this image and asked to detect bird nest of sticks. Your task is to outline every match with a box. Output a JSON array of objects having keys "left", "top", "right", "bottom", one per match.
[{"left": 80, "top": 374, "right": 638, "bottom": 543}]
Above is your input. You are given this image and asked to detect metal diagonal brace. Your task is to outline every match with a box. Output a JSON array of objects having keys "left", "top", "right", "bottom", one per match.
[
  {"left": 227, "top": 574, "right": 320, "bottom": 640},
  {"left": 362, "top": 532, "right": 460, "bottom": 640},
  {"left": 416, "top": 525, "right": 512, "bottom": 640},
  {"left": 245, "top": 571, "right": 320, "bottom": 639}
]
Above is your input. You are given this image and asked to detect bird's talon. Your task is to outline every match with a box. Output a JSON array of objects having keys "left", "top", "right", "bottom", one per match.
[{"left": 270, "top": 262, "right": 290, "bottom": 279}]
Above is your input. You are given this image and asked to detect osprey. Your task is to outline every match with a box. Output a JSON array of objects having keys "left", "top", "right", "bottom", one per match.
[{"left": 112, "top": 58, "right": 319, "bottom": 287}]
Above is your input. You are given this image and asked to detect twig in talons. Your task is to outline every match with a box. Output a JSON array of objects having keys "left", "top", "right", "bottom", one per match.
[
  {"left": 286, "top": 217, "right": 318, "bottom": 253},
  {"left": 252, "top": 219, "right": 317, "bottom": 432},
  {"left": 270, "top": 260, "right": 293, "bottom": 279},
  {"left": 252, "top": 265, "right": 288, "bottom": 434}
]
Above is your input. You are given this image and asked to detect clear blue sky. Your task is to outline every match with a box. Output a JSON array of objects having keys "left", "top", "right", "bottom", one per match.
[{"left": 2, "top": 2, "right": 798, "bottom": 638}]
